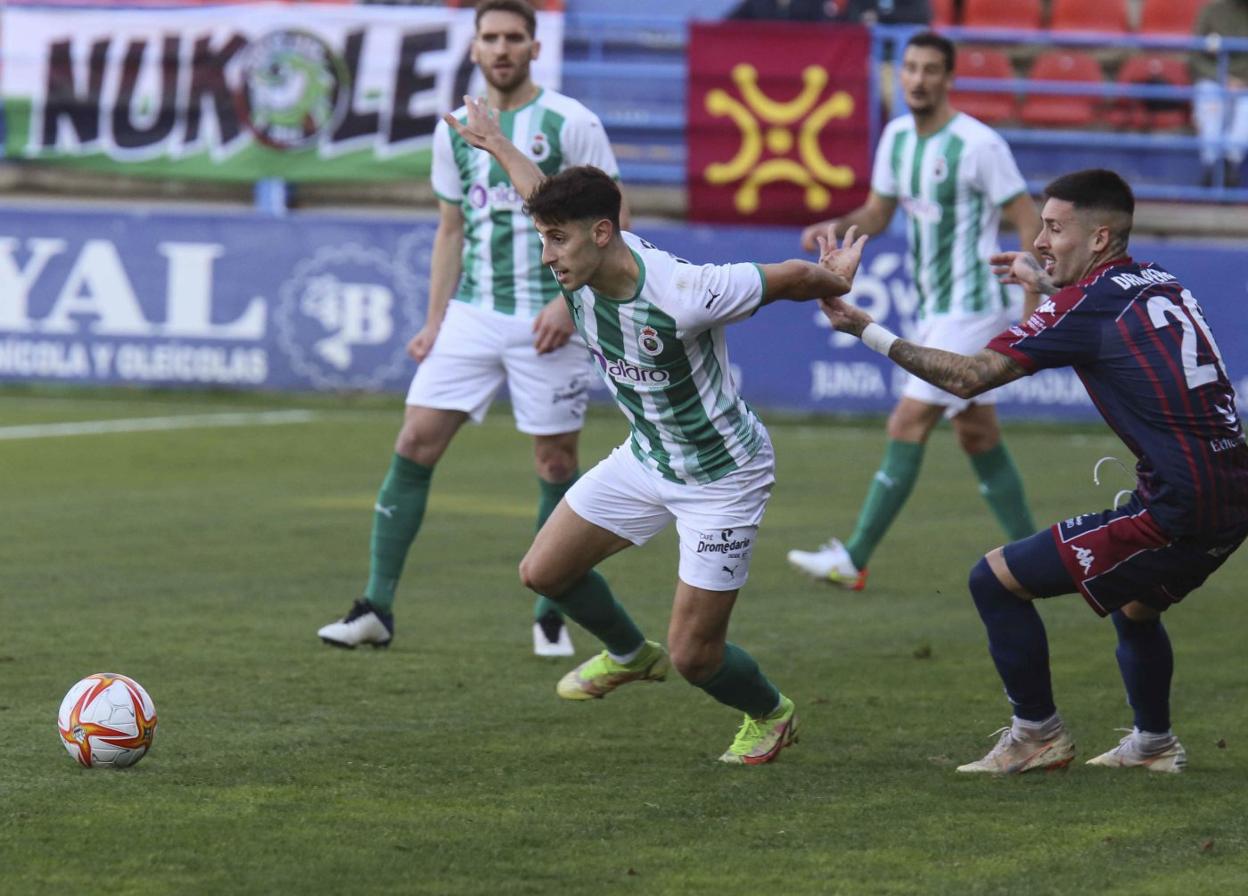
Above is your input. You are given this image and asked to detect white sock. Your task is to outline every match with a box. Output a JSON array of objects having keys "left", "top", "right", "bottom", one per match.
[
  {"left": 608, "top": 643, "right": 644, "bottom": 665},
  {"left": 1133, "top": 727, "right": 1175, "bottom": 751},
  {"left": 1013, "top": 712, "right": 1062, "bottom": 740}
]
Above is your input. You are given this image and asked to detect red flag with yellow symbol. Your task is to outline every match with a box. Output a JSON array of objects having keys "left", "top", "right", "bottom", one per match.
[{"left": 687, "top": 21, "right": 871, "bottom": 225}]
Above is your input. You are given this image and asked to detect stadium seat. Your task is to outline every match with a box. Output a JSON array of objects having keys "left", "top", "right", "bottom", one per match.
[
  {"left": 1111, "top": 54, "right": 1191, "bottom": 130},
  {"left": 930, "top": 0, "right": 956, "bottom": 28},
  {"left": 952, "top": 48, "right": 1018, "bottom": 124},
  {"left": 1138, "top": 0, "right": 1204, "bottom": 35},
  {"left": 1048, "top": 0, "right": 1129, "bottom": 34},
  {"left": 962, "top": 0, "right": 1042, "bottom": 31},
  {"left": 1019, "top": 50, "right": 1106, "bottom": 127}
]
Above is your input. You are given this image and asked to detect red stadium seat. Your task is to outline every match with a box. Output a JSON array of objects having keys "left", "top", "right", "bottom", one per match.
[
  {"left": 952, "top": 48, "right": 1018, "bottom": 124},
  {"left": 1111, "top": 54, "right": 1191, "bottom": 130},
  {"left": 962, "top": 0, "right": 1042, "bottom": 31},
  {"left": 930, "top": 0, "right": 956, "bottom": 28},
  {"left": 1139, "top": 0, "right": 1204, "bottom": 35},
  {"left": 1049, "top": 0, "right": 1129, "bottom": 34},
  {"left": 1019, "top": 51, "right": 1106, "bottom": 127}
]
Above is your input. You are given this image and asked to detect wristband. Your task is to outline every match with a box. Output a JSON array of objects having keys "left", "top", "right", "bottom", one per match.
[{"left": 861, "top": 322, "right": 899, "bottom": 356}]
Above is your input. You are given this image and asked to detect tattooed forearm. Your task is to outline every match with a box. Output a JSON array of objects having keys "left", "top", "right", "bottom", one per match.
[{"left": 887, "top": 344, "right": 1026, "bottom": 399}]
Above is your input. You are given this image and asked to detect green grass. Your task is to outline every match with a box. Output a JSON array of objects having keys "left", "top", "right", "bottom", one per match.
[{"left": 2, "top": 387, "right": 1246, "bottom": 894}]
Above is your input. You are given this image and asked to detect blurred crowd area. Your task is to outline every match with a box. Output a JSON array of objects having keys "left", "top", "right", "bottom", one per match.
[{"left": 1, "top": 0, "right": 1245, "bottom": 236}]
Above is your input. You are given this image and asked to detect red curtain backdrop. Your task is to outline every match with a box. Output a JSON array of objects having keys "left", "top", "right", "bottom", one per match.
[{"left": 687, "top": 22, "right": 871, "bottom": 226}]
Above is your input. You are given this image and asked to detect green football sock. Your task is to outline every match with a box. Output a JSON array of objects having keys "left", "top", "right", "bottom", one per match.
[
  {"left": 695, "top": 642, "right": 781, "bottom": 718},
  {"left": 552, "top": 570, "right": 644, "bottom": 657},
  {"left": 845, "top": 439, "right": 925, "bottom": 570},
  {"left": 533, "top": 472, "right": 578, "bottom": 624},
  {"left": 970, "top": 442, "right": 1035, "bottom": 540},
  {"left": 363, "top": 453, "right": 433, "bottom": 612}
]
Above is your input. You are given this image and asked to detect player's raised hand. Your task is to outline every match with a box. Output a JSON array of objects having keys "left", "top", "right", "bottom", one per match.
[
  {"left": 818, "top": 224, "right": 868, "bottom": 285},
  {"left": 443, "top": 95, "right": 503, "bottom": 150},
  {"left": 531, "top": 300, "right": 575, "bottom": 355},
  {"left": 801, "top": 218, "right": 840, "bottom": 253},
  {"left": 990, "top": 250, "right": 1046, "bottom": 289}
]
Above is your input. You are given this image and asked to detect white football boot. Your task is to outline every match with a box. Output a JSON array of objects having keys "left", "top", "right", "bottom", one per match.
[
  {"left": 1086, "top": 728, "right": 1187, "bottom": 773},
  {"left": 957, "top": 723, "right": 1076, "bottom": 775},
  {"left": 786, "top": 537, "right": 868, "bottom": 590},
  {"left": 317, "top": 599, "right": 394, "bottom": 649}
]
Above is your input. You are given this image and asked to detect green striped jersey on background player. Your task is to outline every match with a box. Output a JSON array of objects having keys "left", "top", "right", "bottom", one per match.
[
  {"left": 872, "top": 112, "right": 1027, "bottom": 320},
  {"left": 563, "top": 233, "right": 767, "bottom": 486},
  {"left": 433, "top": 88, "right": 621, "bottom": 319}
]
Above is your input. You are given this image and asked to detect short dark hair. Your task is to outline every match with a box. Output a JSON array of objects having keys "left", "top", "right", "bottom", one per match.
[
  {"left": 1044, "top": 168, "right": 1135, "bottom": 247},
  {"left": 525, "top": 166, "right": 622, "bottom": 231},
  {"left": 475, "top": 0, "right": 537, "bottom": 38},
  {"left": 1043, "top": 169, "right": 1135, "bottom": 217},
  {"left": 905, "top": 31, "right": 955, "bottom": 74}
]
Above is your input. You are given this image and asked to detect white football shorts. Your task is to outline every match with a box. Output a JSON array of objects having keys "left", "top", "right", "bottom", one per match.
[
  {"left": 564, "top": 430, "right": 776, "bottom": 592},
  {"left": 406, "top": 300, "right": 591, "bottom": 434},
  {"left": 901, "top": 304, "right": 1020, "bottom": 416}
]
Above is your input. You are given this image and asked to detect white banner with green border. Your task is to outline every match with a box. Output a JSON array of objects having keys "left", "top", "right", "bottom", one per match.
[{"left": 1, "top": 3, "right": 564, "bottom": 182}]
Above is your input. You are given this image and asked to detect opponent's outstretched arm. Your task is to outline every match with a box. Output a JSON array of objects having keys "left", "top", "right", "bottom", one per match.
[
  {"left": 444, "top": 95, "right": 544, "bottom": 199},
  {"left": 819, "top": 295, "right": 1026, "bottom": 399}
]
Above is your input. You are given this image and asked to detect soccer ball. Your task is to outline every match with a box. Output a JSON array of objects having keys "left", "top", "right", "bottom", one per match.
[{"left": 57, "top": 673, "right": 158, "bottom": 769}]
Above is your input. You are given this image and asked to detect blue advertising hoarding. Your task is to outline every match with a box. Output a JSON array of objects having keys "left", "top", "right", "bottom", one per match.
[{"left": 2, "top": 206, "right": 1246, "bottom": 420}]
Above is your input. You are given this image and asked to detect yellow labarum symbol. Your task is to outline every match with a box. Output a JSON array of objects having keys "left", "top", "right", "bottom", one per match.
[{"left": 705, "top": 64, "right": 855, "bottom": 214}]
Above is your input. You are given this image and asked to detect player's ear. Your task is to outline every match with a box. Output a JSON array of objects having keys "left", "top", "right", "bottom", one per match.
[
  {"left": 531, "top": 39, "right": 541, "bottom": 62},
  {"left": 591, "top": 218, "right": 614, "bottom": 247}
]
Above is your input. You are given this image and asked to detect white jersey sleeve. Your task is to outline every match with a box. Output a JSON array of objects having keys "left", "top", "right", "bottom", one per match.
[
  {"left": 685, "top": 261, "right": 766, "bottom": 331},
  {"left": 430, "top": 115, "right": 462, "bottom": 203},
  {"left": 561, "top": 109, "right": 621, "bottom": 178},
  {"left": 870, "top": 118, "right": 904, "bottom": 198},
  {"left": 968, "top": 132, "right": 1027, "bottom": 207}
]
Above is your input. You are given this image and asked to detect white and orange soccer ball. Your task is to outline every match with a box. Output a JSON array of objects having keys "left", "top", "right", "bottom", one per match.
[{"left": 57, "top": 673, "right": 157, "bottom": 769}]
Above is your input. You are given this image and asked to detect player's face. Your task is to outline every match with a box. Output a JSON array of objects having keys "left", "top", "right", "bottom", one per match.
[
  {"left": 535, "top": 218, "right": 604, "bottom": 291},
  {"left": 899, "top": 45, "right": 952, "bottom": 116},
  {"left": 1035, "top": 198, "right": 1100, "bottom": 287},
  {"left": 471, "top": 11, "right": 540, "bottom": 94}
]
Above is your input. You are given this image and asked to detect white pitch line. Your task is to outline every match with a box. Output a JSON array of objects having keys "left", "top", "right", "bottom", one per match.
[{"left": 0, "top": 410, "right": 318, "bottom": 441}]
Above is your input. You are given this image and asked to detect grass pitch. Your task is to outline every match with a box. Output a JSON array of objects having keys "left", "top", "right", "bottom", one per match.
[{"left": 2, "top": 386, "right": 1246, "bottom": 895}]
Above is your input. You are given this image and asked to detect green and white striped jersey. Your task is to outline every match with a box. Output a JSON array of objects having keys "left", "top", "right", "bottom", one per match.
[
  {"left": 433, "top": 88, "right": 621, "bottom": 319},
  {"left": 563, "top": 233, "right": 767, "bottom": 486},
  {"left": 872, "top": 112, "right": 1026, "bottom": 320}
]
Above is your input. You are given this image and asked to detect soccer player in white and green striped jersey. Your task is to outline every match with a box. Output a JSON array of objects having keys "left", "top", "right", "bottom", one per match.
[
  {"left": 317, "top": 0, "right": 627, "bottom": 657},
  {"left": 447, "top": 94, "right": 868, "bottom": 764},
  {"left": 788, "top": 30, "right": 1043, "bottom": 590}
]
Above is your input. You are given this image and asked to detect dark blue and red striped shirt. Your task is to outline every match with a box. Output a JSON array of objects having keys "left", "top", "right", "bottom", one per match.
[{"left": 988, "top": 256, "right": 1248, "bottom": 537}]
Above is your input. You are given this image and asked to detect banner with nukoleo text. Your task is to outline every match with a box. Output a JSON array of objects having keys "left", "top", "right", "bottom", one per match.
[{"left": 1, "top": 3, "right": 563, "bottom": 181}]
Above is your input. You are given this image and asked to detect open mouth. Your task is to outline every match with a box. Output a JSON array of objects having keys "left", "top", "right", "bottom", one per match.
[{"left": 1042, "top": 256, "right": 1056, "bottom": 274}]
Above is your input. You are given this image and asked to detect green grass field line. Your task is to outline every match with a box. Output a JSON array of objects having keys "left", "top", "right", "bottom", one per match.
[{"left": 2, "top": 387, "right": 1245, "bottom": 894}]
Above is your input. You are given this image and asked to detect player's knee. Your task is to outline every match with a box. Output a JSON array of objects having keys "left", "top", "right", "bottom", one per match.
[
  {"left": 668, "top": 640, "right": 719, "bottom": 683},
  {"left": 518, "top": 554, "right": 559, "bottom": 596},
  {"left": 534, "top": 443, "right": 578, "bottom": 483},
  {"left": 968, "top": 555, "right": 1010, "bottom": 606}
]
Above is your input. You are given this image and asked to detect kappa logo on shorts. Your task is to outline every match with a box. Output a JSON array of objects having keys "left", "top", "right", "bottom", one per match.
[
  {"left": 1074, "top": 545, "right": 1095, "bottom": 574},
  {"left": 275, "top": 237, "right": 426, "bottom": 390}
]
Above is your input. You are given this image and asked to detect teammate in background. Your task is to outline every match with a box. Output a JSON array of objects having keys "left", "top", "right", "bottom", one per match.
[
  {"left": 317, "top": 0, "right": 628, "bottom": 657},
  {"left": 446, "top": 95, "right": 868, "bottom": 763},
  {"left": 821, "top": 168, "right": 1248, "bottom": 774},
  {"left": 788, "top": 31, "right": 1041, "bottom": 590}
]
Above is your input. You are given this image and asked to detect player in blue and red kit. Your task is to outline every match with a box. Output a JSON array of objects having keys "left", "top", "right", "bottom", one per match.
[{"left": 819, "top": 169, "right": 1248, "bottom": 775}]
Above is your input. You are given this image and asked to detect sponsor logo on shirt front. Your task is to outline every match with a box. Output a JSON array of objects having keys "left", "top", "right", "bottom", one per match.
[
  {"left": 587, "top": 347, "right": 670, "bottom": 385},
  {"left": 468, "top": 182, "right": 524, "bottom": 211}
]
